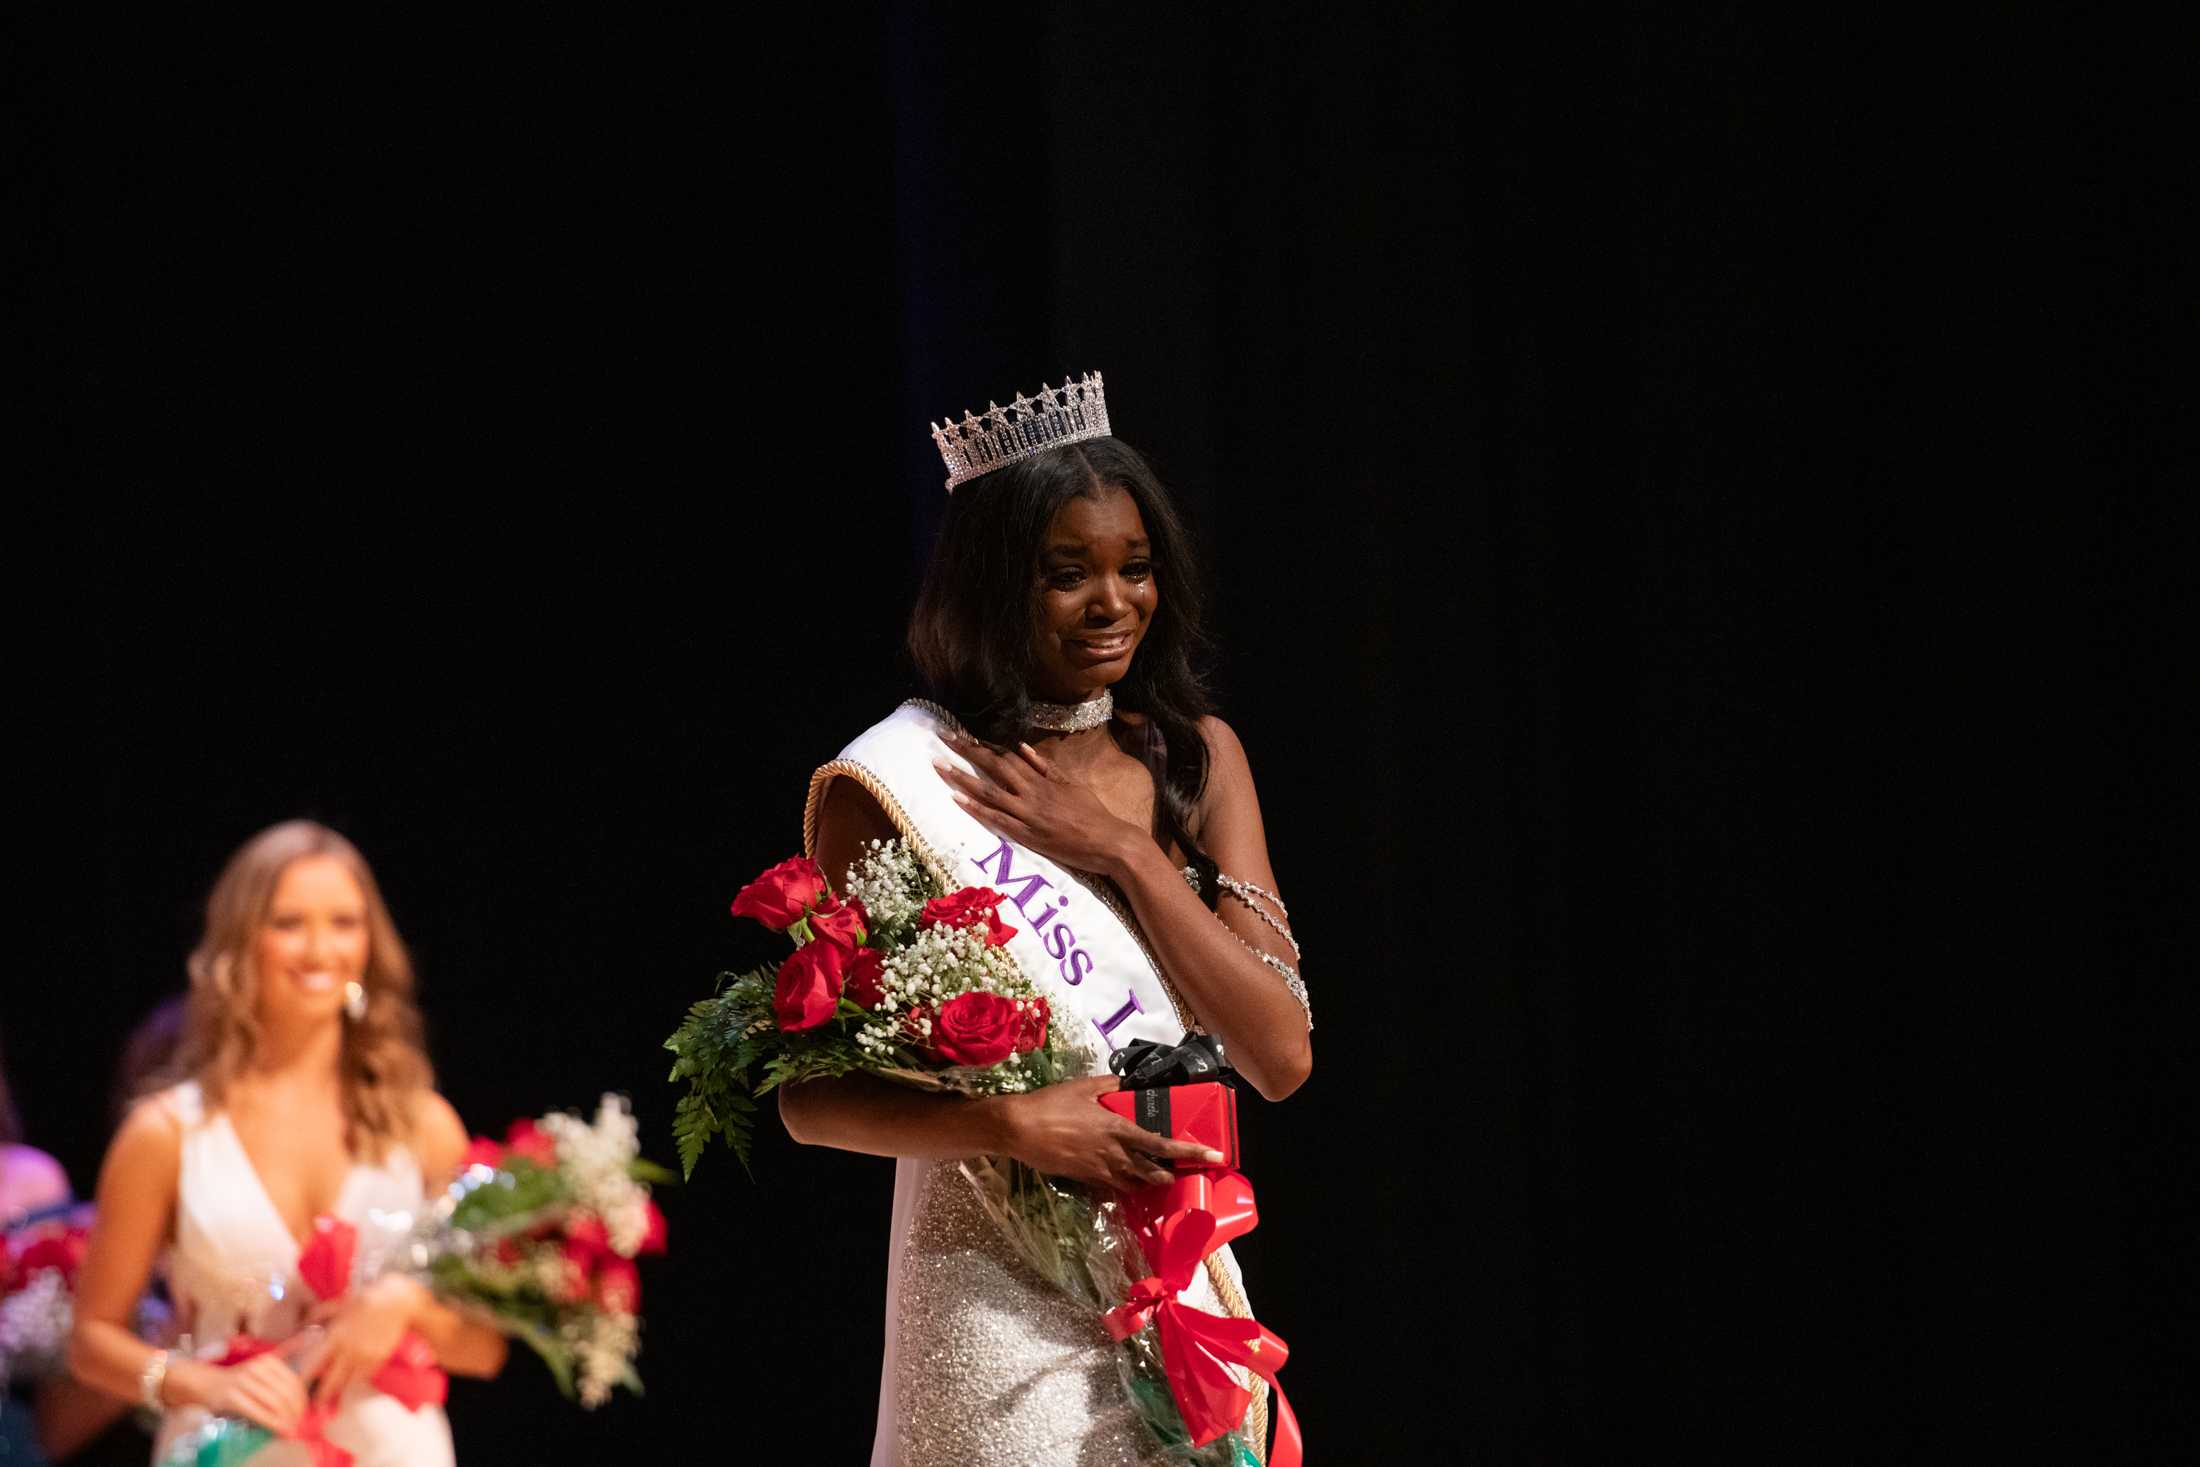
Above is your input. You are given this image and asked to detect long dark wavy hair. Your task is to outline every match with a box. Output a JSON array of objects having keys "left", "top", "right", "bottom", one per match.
[{"left": 908, "top": 436, "right": 1218, "bottom": 851}]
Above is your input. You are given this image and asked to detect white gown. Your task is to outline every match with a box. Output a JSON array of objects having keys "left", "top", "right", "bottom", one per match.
[{"left": 151, "top": 1083, "right": 455, "bottom": 1467}]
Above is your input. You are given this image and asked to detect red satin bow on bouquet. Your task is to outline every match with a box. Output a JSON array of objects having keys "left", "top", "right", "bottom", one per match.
[
  {"left": 217, "top": 1217, "right": 447, "bottom": 1467},
  {"left": 1103, "top": 1170, "right": 1304, "bottom": 1467}
]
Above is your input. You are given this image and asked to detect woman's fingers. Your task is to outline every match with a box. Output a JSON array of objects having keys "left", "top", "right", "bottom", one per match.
[
  {"left": 1160, "top": 1135, "right": 1229, "bottom": 1164},
  {"left": 236, "top": 1359, "right": 306, "bottom": 1433},
  {"left": 314, "top": 1367, "right": 353, "bottom": 1409},
  {"left": 949, "top": 790, "right": 1034, "bottom": 845},
  {"left": 308, "top": 1348, "right": 347, "bottom": 1407},
  {"left": 943, "top": 733, "right": 1032, "bottom": 795},
  {"left": 936, "top": 757, "right": 1023, "bottom": 814}
]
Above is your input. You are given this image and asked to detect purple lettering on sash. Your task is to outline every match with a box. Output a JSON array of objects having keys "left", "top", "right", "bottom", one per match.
[
  {"left": 970, "top": 837, "right": 1053, "bottom": 918},
  {"left": 1092, "top": 991, "right": 1144, "bottom": 1050},
  {"left": 1060, "top": 948, "right": 1094, "bottom": 986}
]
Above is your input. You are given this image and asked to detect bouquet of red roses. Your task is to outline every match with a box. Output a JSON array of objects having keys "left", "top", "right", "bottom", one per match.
[
  {"left": 3, "top": 1216, "right": 176, "bottom": 1393},
  {"left": 665, "top": 838, "right": 1076, "bottom": 1176},
  {"left": 154, "top": 1096, "right": 670, "bottom": 1467},
  {"left": 667, "top": 843, "right": 1296, "bottom": 1466},
  {"left": 1, "top": 1219, "right": 91, "bottom": 1388},
  {"left": 426, "top": 1094, "right": 670, "bottom": 1407}
]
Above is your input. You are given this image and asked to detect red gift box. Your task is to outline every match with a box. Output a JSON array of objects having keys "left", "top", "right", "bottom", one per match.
[{"left": 1098, "top": 1080, "right": 1240, "bottom": 1171}]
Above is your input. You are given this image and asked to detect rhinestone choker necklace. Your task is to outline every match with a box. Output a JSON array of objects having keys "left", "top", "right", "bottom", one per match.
[{"left": 1026, "top": 689, "right": 1113, "bottom": 734}]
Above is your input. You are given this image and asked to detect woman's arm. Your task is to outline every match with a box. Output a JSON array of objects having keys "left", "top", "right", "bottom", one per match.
[
  {"left": 777, "top": 777, "right": 1222, "bottom": 1191},
  {"left": 304, "top": 1092, "right": 507, "bottom": 1409},
  {"left": 69, "top": 1101, "right": 308, "bottom": 1435},
  {"left": 938, "top": 720, "right": 1314, "bottom": 1100},
  {"left": 1109, "top": 717, "right": 1312, "bottom": 1097}
]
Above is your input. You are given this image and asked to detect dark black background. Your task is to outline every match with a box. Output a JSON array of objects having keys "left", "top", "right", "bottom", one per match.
[{"left": 5, "top": 4, "right": 2186, "bottom": 1462}]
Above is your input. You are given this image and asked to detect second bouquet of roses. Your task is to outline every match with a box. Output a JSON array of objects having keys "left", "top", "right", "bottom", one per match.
[
  {"left": 665, "top": 839, "right": 1077, "bottom": 1177},
  {"left": 153, "top": 1096, "right": 670, "bottom": 1467}
]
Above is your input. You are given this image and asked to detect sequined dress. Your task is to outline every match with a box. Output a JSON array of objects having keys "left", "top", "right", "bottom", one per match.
[
  {"left": 873, "top": 1101, "right": 1250, "bottom": 1467},
  {"left": 812, "top": 703, "right": 1262, "bottom": 1467}
]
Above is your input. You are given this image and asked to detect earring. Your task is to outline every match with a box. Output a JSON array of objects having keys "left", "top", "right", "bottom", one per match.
[{"left": 343, "top": 980, "right": 368, "bottom": 1022}]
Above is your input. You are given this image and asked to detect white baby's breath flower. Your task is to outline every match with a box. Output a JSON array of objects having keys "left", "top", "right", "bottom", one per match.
[
  {"left": 841, "top": 837, "right": 941, "bottom": 933},
  {"left": 539, "top": 1094, "right": 655, "bottom": 1258},
  {"left": 0, "top": 1269, "right": 74, "bottom": 1375}
]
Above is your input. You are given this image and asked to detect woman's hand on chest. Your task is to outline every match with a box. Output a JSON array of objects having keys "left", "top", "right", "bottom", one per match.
[{"left": 935, "top": 729, "right": 1150, "bottom": 877}]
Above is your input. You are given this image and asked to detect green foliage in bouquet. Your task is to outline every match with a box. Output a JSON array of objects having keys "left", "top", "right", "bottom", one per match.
[
  {"left": 665, "top": 972, "right": 866, "bottom": 1178},
  {"left": 668, "top": 839, "right": 1074, "bottom": 1180}
]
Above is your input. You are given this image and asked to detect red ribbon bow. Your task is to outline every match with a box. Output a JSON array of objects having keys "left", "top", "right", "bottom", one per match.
[
  {"left": 217, "top": 1217, "right": 447, "bottom": 1467},
  {"left": 1102, "top": 1170, "right": 1304, "bottom": 1467}
]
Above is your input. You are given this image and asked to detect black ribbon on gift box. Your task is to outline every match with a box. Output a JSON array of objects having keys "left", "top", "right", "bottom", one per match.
[{"left": 1108, "top": 1033, "right": 1236, "bottom": 1089}]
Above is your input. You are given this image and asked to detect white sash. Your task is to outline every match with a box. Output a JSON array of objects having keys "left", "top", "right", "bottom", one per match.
[
  {"left": 807, "top": 701, "right": 1265, "bottom": 1464},
  {"left": 804, "top": 700, "right": 1195, "bottom": 1066}
]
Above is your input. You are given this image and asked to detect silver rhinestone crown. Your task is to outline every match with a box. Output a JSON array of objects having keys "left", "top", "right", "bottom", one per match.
[{"left": 930, "top": 372, "right": 1112, "bottom": 492}]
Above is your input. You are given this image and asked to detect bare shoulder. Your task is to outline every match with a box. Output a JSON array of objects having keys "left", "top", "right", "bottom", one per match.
[
  {"left": 813, "top": 771, "right": 900, "bottom": 889},
  {"left": 1195, "top": 715, "right": 1260, "bottom": 803},
  {"left": 817, "top": 769, "right": 897, "bottom": 837},
  {"left": 1197, "top": 714, "right": 1250, "bottom": 767},
  {"left": 408, "top": 1089, "right": 470, "bottom": 1175},
  {"left": 100, "top": 1098, "right": 183, "bottom": 1189}
]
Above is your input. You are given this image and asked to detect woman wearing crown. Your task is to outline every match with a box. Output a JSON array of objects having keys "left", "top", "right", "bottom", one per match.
[{"left": 779, "top": 374, "right": 1314, "bottom": 1466}]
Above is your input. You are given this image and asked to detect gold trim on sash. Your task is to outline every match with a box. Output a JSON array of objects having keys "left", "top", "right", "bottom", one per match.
[{"left": 802, "top": 705, "right": 1269, "bottom": 1462}]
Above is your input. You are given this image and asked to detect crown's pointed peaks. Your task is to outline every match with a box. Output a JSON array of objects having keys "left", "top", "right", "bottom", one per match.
[{"left": 931, "top": 371, "right": 1112, "bottom": 491}]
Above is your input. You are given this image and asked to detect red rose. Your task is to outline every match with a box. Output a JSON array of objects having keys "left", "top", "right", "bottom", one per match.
[
  {"left": 550, "top": 1253, "right": 591, "bottom": 1304},
  {"left": 594, "top": 1256, "right": 642, "bottom": 1317},
  {"left": 918, "top": 887, "right": 1017, "bottom": 946},
  {"left": 492, "top": 1237, "right": 524, "bottom": 1268},
  {"left": 929, "top": 990, "right": 1021, "bottom": 1068},
  {"left": 637, "top": 1199, "right": 668, "bottom": 1256},
  {"left": 808, "top": 893, "right": 869, "bottom": 949},
  {"left": 503, "top": 1118, "right": 558, "bottom": 1169},
  {"left": 1013, "top": 996, "right": 1050, "bottom": 1055},
  {"left": 730, "top": 856, "right": 828, "bottom": 930},
  {"left": 15, "top": 1229, "right": 88, "bottom": 1288},
  {"left": 562, "top": 1212, "right": 612, "bottom": 1266},
  {"left": 773, "top": 939, "right": 850, "bottom": 1031},
  {"left": 460, "top": 1136, "right": 504, "bottom": 1172},
  {"left": 845, "top": 947, "right": 887, "bottom": 1010}
]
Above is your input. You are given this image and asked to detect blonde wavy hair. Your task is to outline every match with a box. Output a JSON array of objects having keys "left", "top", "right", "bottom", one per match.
[{"left": 173, "top": 820, "right": 433, "bottom": 1159}]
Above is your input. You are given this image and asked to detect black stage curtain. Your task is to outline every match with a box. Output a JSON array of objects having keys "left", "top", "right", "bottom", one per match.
[{"left": 7, "top": 5, "right": 2184, "bottom": 1461}]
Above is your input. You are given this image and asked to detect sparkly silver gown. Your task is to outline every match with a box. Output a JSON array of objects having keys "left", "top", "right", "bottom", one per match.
[
  {"left": 874, "top": 1150, "right": 1246, "bottom": 1467},
  {"left": 811, "top": 703, "right": 1259, "bottom": 1466}
]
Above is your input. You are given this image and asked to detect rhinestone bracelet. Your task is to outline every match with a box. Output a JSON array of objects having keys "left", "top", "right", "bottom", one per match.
[
  {"left": 1214, "top": 874, "right": 1301, "bottom": 959},
  {"left": 1181, "top": 865, "right": 1313, "bottom": 1029}
]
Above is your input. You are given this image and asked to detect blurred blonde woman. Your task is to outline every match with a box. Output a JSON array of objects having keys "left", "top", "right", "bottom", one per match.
[{"left": 69, "top": 821, "right": 505, "bottom": 1466}]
